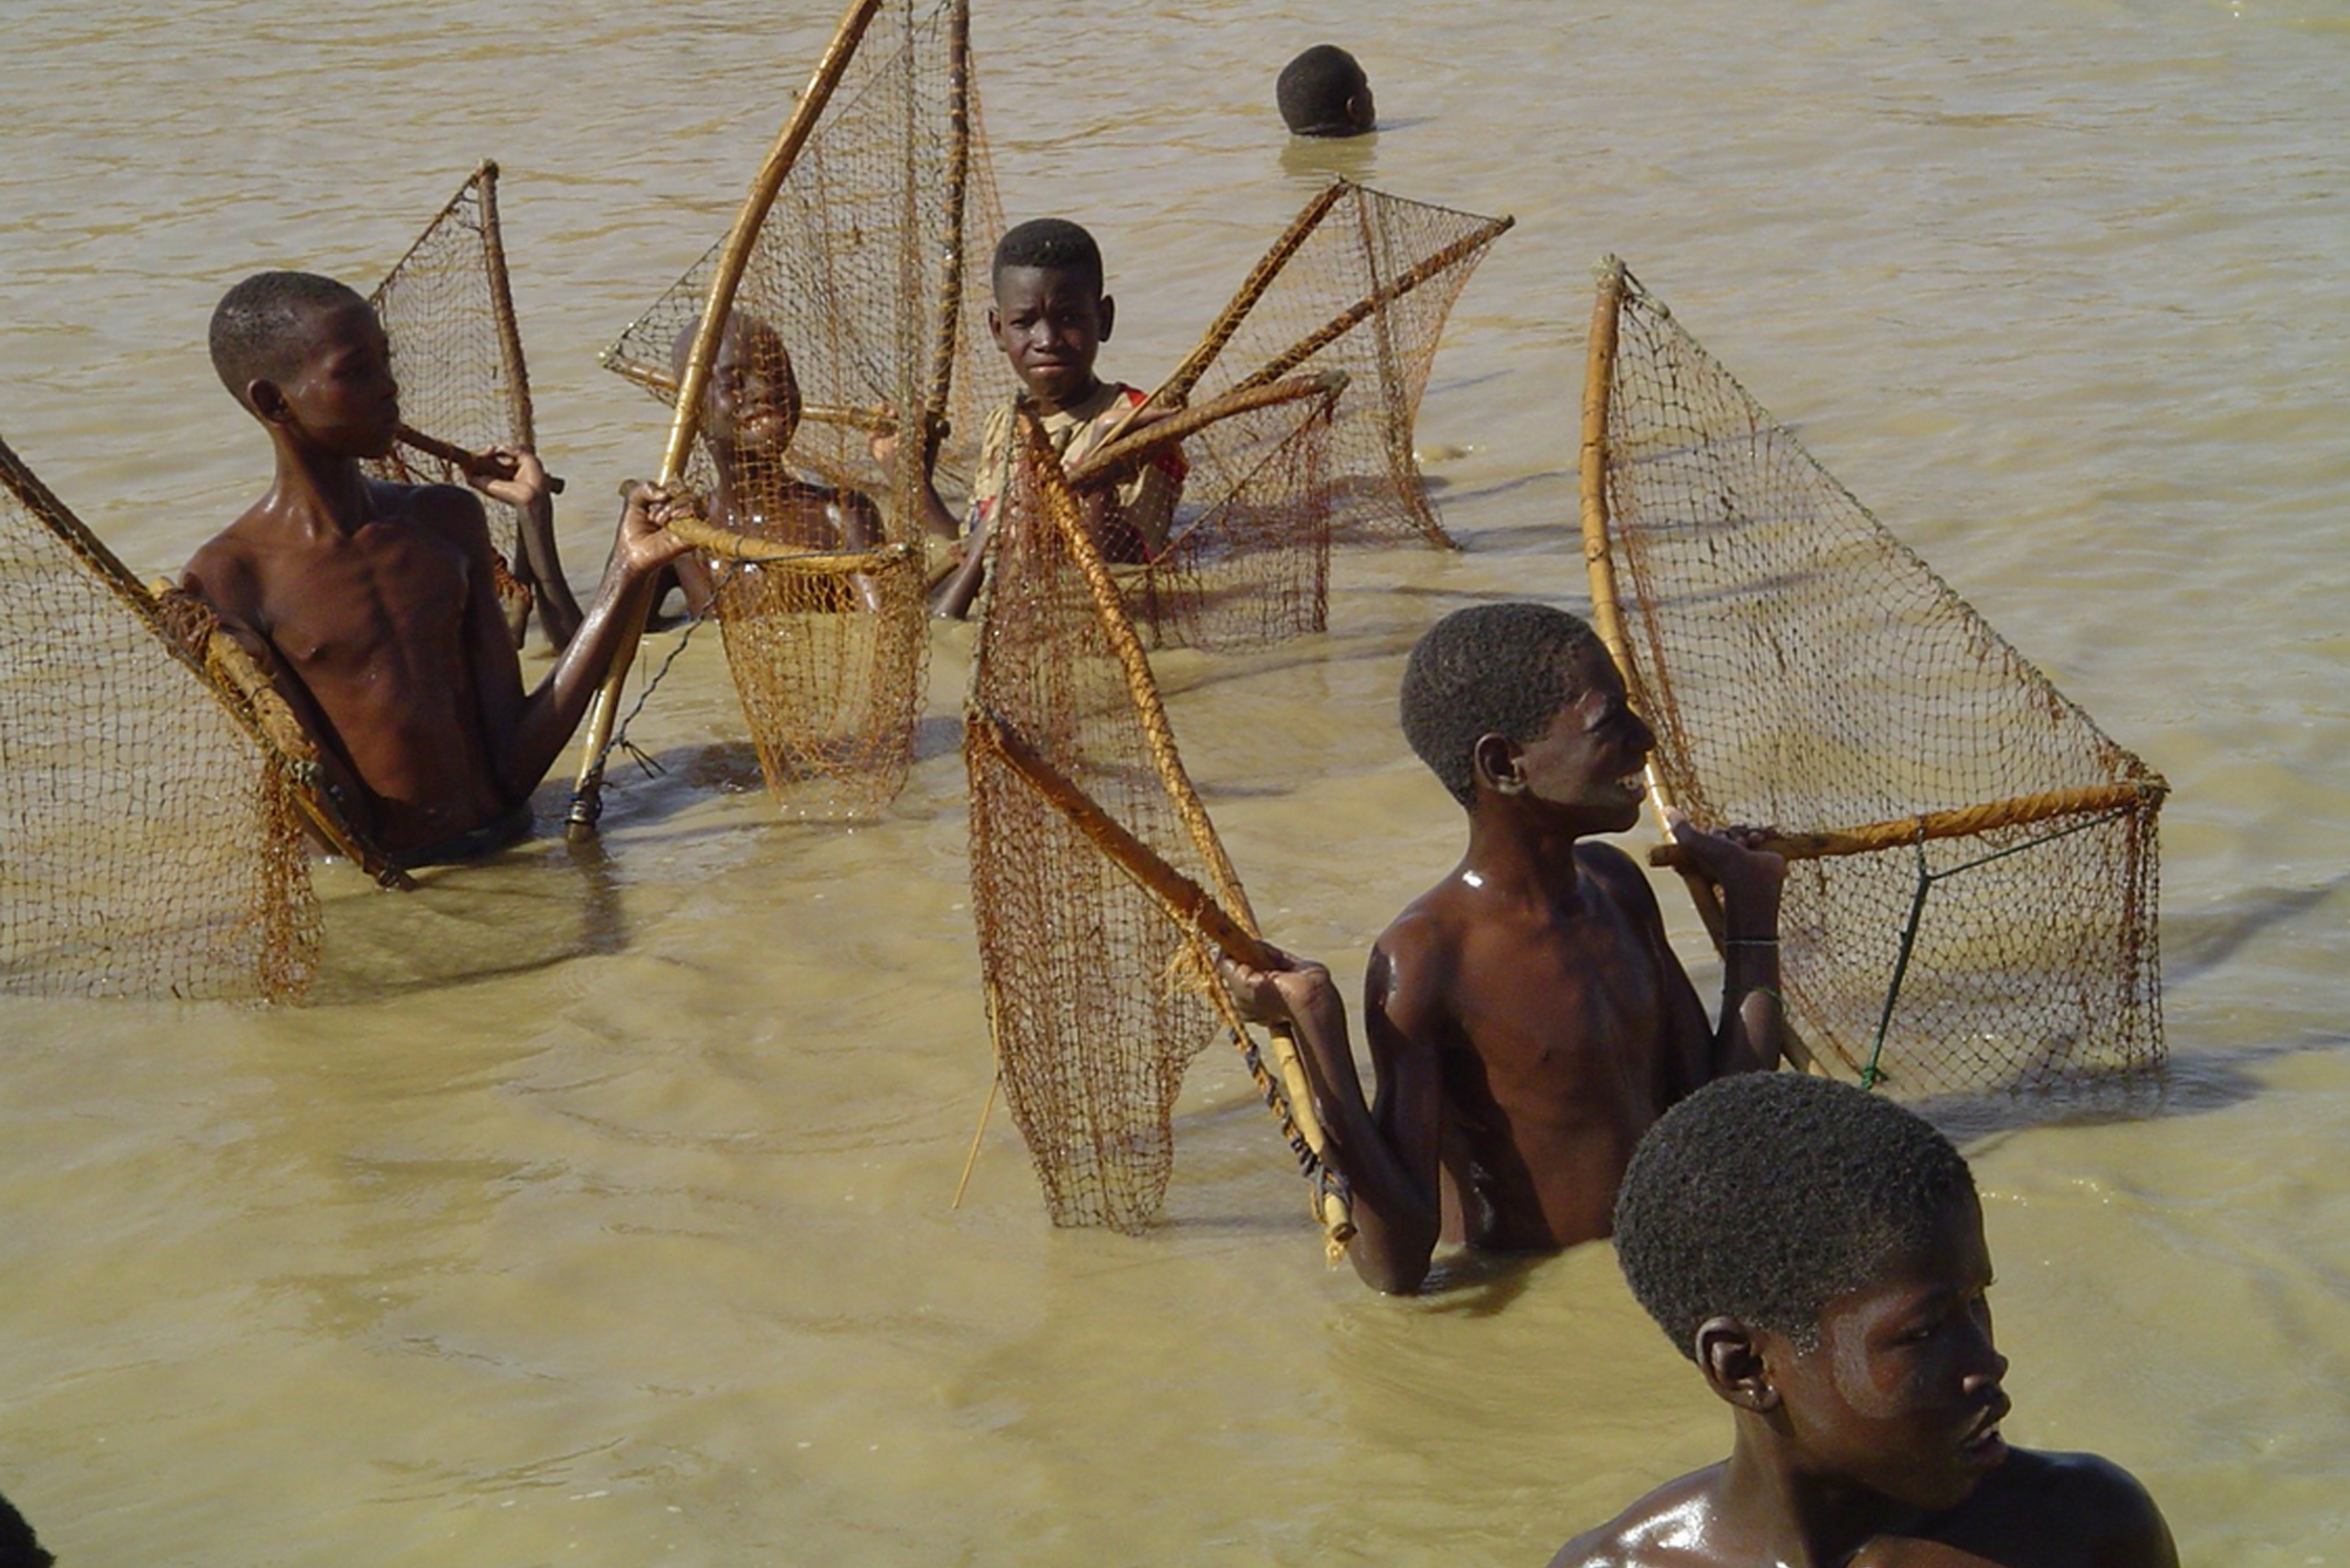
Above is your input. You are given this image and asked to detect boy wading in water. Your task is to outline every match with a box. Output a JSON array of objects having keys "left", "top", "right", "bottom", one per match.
[
  {"left": 183, "top": 271, "right": 693, "bottom": 866},
  {"left": 1555, "top": 1071, "right": 2178, "bottom": 1567},
  {"left": 1224, "top": 603, "right": 1786, "bottom": 1293},
  {"left": 659, "top": 312, "right": 885, "bottom": 620},
  {"left": 908, "top": 218, "right": 1185, "bottom": 619}
]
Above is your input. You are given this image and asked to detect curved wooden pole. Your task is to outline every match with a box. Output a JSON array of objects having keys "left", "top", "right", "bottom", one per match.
[
  {"left": 565, "top": 0, "right": 885, "bottom": 840},
  {"left": 1646, "top": 779, "right": 2169, "bottom": 869}
]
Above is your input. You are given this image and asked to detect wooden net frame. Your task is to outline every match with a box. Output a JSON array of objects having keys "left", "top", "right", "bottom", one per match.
[
  {"left": 0, "top": 434, "right": 413, "bottom": 1002},
  {"left": 1133, "top": 180, "right": 1513, "bottom": 552},
  {"left": 1580, "top": 258, "right": 2166, "bottom": 1095},
  {"left": 964, "top": 381, "right": 1352, "bottom": 1244},
  {"left": 365, "top": 162, "right": 582, "bottom": 647},
  {"left": 571, "top": 0, "right": 1002, "bottom": 830}
]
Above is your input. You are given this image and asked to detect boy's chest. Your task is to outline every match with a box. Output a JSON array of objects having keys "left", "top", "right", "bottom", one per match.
[
  {"left": 258, "top": 526, "right": 469, "bottom": 673},
  {"left": 1448, "top": 914, "right": 1678, "bottom": 1098}
]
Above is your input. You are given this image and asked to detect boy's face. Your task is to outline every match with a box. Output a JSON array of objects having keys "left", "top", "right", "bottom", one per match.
[
  {"left": 1765, "top": 1193, "right": 2010, "bottom": 1512},
  {"left": 704, "top": 322, "right": 801, "bottom": 457},
  {"left": 1504, "top": 643, "right": 1654, "bottom": 831},
  {"left": 989, "top": 265, "right": 1111, "bottom": 411},
  {"left": 267, "top": 300, "right": 400, "bottom": 459}
]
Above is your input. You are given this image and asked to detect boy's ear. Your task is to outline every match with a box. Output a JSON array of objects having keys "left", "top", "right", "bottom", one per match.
[
  {"left": 1097, "top": 293, "right": 1115, "bottom": 342},
  {"left": 985, "top": 303, "right": 1003, "bottom": 341},
  {"left": 1695, "top": 1316, "right": 1779, "bottom": 1412},
  {"left": 245, "top": 377, "right": 291, "bottom": 427},
  {"left": 1471, "top": 731, "right": 1524, "bottom": 796}
]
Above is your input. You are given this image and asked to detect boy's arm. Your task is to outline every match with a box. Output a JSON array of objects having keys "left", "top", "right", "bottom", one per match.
[
  {"left": 1657, "top": 809, "right": 1787, "bottom": 1085},
  {"left": 1223, "top": 935, "right": 1447, "bottom": 1293},
  {"left": 870, "top": 421, "right": 961, "bottom": 540}
]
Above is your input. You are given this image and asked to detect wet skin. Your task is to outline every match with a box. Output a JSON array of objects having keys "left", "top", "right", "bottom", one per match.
[
  {"left": 1226, "top": 642, "right": 1785, "bottom": 1293},
  {"left": 1552, "top": 1196, "right": 2179, "bottom": 1568},
  {"left": 185, "top": 296, "right": 689, "bottom": 858},
  {"left": 667, "top": 317, "right": 881, "bottom": 617}
]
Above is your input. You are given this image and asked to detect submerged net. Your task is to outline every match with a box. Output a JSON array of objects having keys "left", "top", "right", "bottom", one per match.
[
  {"left": 0, "top": 434, "right": 326, "bottom": 1002},
  {"left": 363, "top": 162, "right": 562, "bottom": 637},
  {"left": 1582, "top": 260, "right": 2165, "bottom": 1097},
  {"left": 589, "top": 0, "right": 1005, "bottom": 819},
  {"left": 965, "top": 397, "right": 1349, "bottom": 1240},
  {"left": 1149, "top": 180, "right": 1512, "bottom": 550}
]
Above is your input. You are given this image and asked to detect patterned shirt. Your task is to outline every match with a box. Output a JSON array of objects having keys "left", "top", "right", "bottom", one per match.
[{"left": 967, "top": 381, "right": 1186, "bottom": 562}]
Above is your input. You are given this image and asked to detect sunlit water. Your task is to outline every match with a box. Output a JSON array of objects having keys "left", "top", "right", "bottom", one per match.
[{"left": 4, "top": 1, "right": 2348, "bottom": 1562}]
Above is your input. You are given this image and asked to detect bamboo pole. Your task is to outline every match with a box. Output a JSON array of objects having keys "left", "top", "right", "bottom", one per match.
[
  {"left": 923, "top": 0, "right": 972, "bottom": 428},
  {"left": 1062, "top": 371, "right": 1346, "bottom": 494},
  {"left": 1646, "top": 779, "right": 2169, "bottom": 870},
  {"left": 1015, "top": 413, "right": 1354, "bottom": 1248},
  {"left": 566, "top": 0, "right": 886, "bottom": 841},
  {"left": 1577, "top": 258, "right": 1829, "bottom": 1073},
  {"left": 1150, "top": 180, "right": 1349, "bottom": 410},
  {"left": 474, "top": 160, "right": 585, "bottom": 640}
]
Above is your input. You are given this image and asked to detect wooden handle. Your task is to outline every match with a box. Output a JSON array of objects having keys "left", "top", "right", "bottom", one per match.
[
  {"left": 1647, "top": 780, "right": 2169, "bottom": 869},
  {"left": 395, "top": 425, "right": 566, "bottom": 494}
]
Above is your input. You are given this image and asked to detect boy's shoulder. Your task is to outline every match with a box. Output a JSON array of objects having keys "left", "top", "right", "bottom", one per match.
[
  {"left": 1547, "top": 1463, "right": 1725, "bottom": 1568},
  {"left": 1892, "top": 1448, "right": 2175, "bottom": 1567}
]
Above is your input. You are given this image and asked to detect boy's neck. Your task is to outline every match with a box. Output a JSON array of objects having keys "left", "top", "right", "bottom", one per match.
[
  {"left": 1025, "top": 373, "right": 1107, "bottom": 419},
  {"left": 1716, "top": 1425, "right": 1926, "bottom": 1568},
  {"left": 1458, "top": 800, "right": 1589, "bottom": 904},
  {"left": 265, "top": 434, "right": 375, "bottom": 536}
]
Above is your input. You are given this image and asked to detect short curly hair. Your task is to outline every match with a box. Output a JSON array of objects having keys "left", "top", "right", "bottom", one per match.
[
  {"left": 1276, "top": 45, "right": 1370, "bottom": 137},
  {"left": 1398, "top": 602, "right": 1607, "bottom": 806},
  {"left": 992, "top": 218, "right": 1104, "bottom": 297},
  {"left": 1614, "top": 1072, "right": 1978, "bottom": 1358},
  {"left": 209, "top": 270, "right": 369, "bottom": 410}
]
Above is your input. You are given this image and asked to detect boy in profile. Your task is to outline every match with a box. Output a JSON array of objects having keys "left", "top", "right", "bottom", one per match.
[
  {"left": 1277, "top": 45, "right": 1377, "bottom": 138},
  {"left": 906, "top": 218, "right": 1184, "bottom": 618},
  {"left": 660, "top": 311, "right": 883, "bottom": 618},
  {"left": 1554, "top": 1070, "right": 2179, "bottom": 1567},
  {"left": 1223, "top": 603, "right": 1785, "bottom": 1293},
  {"left": 184, "top": 270, "right": 693, "bottom": 866}
]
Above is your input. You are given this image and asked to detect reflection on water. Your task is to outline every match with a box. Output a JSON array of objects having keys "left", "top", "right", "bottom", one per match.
[{"left": 3, "top": 0, "right": 2349, "bottom": 1563}]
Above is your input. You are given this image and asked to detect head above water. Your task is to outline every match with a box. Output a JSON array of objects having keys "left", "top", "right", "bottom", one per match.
[
  {"left": 1615, "top": 1071, "right": 1981, "bottom": 1357},
  {"left": 670, "top": 312, "right": 801, "bottom": 457},
  {"left": 1277, "top": 45, "right": 1376, "bottom": 138},
  {"left": 0, "top": 1489, "right": 53, "bottom": 1568},
  {"left": 1399, "top": 603, "right": 1616, "bottom": 808},
  {"left": 209, "top": 270, "right": 375, "bottom": 413},
  {"left": 988, "top": 218, "right": 1114, "bottom": 412}
]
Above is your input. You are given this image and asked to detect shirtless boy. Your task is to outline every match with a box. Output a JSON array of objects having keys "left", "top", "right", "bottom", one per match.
[
  {"left": 1223, "top": 603, "right": 1785, "bottom": 1293},
  {"left": 1554, "top": 1071, "right": 2179, "bottom": 1567},
  {"left": 661, "top": 312, "right": 883, "bottom": 618},
  {"left": 910, "top": 217, "right": 1184, "bottom": 619},
  {"left": 184, "top": 270, "right": 692, "bottom": 865}
]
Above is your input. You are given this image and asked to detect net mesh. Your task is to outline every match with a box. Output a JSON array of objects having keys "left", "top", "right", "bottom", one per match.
[
  {"left": 965, "top": 399, "right": 1344, "bottom": 1236},
  {"left": 0, "top": 435, "right": 322, "bottom": 1003},
  {"left": 1590, "top": 263, "right": 2164, "bottom": 1096},
  {"left": 1085, "top": 380, "right": 1341, "bottom": 653},
  {"left": 596, "top": 0, "right": 1005, "bottom": 817},
  {"left": 364, "top": 163, "right": 543, "bottom": 632},
  {"left": 1159, "top": 181, "right": 1511, "bottom": 550}
]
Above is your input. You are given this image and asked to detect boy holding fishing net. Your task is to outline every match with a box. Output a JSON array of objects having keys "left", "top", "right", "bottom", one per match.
[
  {"left": 1223, "top": 603, "right": 1786, "bottom": 1294},
  {"left": 183, "top": 270, "right": 694, "bottom": 866},
  {"left": 903, "top": 217, "right": 1185, "bottom": 618},
  {"left": 1550, "top": 1071, "right": 2177, "bottom": 1567}
]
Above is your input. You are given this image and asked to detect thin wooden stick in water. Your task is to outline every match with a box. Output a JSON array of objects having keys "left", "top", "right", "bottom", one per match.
[
  {"left": 951, "top": 1073, "right": 998, "bottom": 1209},
  {"left": 565, "top": 0, "right": 886, "bottom": 841}
]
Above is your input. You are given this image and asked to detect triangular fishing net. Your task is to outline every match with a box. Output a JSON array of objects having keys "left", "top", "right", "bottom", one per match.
[
  {"left": 579, "top": 0, "right": 1004, "bottom": 822},
  {"left": 964, "top": 384, "right": 1351, "bottom": 1241},
  {"left": 0, "top": 434, "right": 341, "bottom": 1002},
  {"left": 1580, "top": 260, "right": 2165, "bottom": 1096},
  {"left": 1145, "top": 180, "right": 1512, "bottom": 551},
  {"left": 363, "top": 162, "right": 572, "bottom": 642}
]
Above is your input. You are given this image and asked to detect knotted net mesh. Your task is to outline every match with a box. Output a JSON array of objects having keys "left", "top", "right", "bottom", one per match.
[
  {"left": 1154, "top": 181, "right": 1512, "bottom": 550},
  {"left": 0, "top": 435, "right": 322, "bottom": 1002},
  {"left": 364, "top": 162, "right": 545, "bottom": 630},
  {"left": 964, "top": 393, "right": 1347, "bottom": 1238},
  {"left": 594, "top": 0, "right": 1006, "bottom": 818},
  {"left": 1585, "top": 262, "right": 2164, "bottom": 1096}
]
